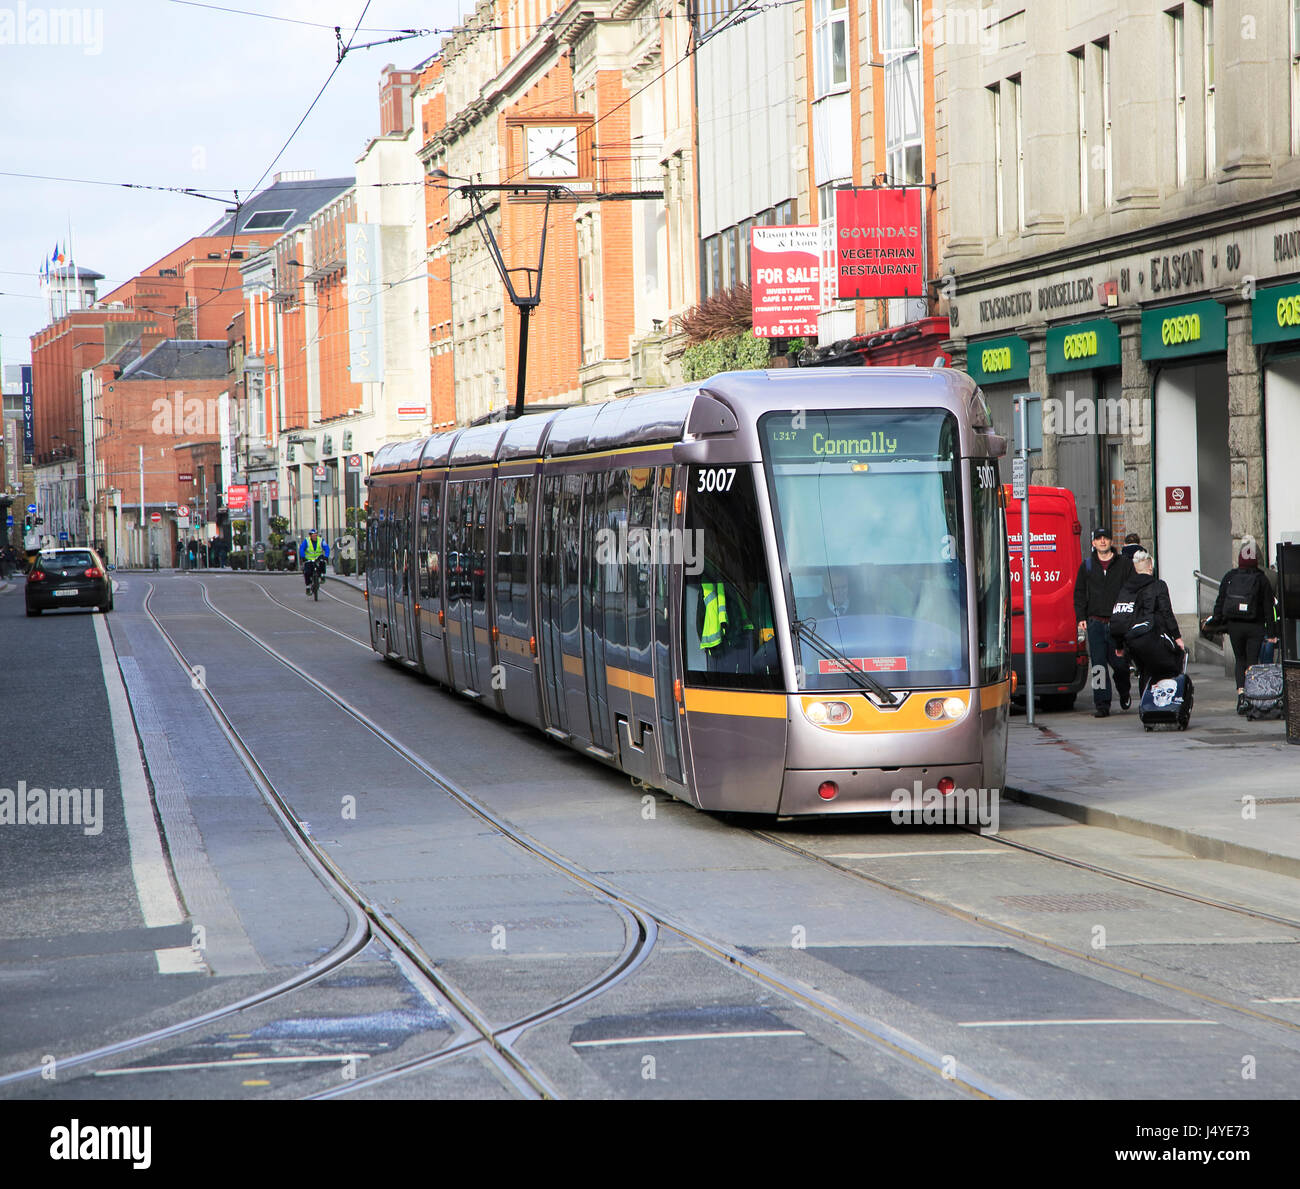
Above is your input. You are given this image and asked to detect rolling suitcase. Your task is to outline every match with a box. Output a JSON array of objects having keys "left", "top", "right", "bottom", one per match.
[
  {"left": 1243, "top": 662, "right": 1284, "bottom": 720},
  {"left": 1139, "top": 651, "right": 1193, "bottom": 731}
]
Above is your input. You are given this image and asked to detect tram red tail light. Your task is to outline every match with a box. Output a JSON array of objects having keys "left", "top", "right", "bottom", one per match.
[
  {"left": 818, "top": 781, "right": 838, "bottom": 800},
  {"left": 937, "top": 777, "right": 956, "bottom": 796}
]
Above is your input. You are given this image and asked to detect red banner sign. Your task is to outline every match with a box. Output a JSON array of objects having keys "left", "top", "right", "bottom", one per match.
[
  {"left": 226, "top": 484, "right": 248, "bottom": 514},
  {"left": 835, "top": 187, "right": 924, "bottom": 300},
  {"left": 750, "top": 225, "right": 820, "bottom": 338}
]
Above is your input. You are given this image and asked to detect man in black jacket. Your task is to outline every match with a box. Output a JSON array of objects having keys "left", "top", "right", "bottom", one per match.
[{"left": 1074, "top": 527, "right": 1135, "bottom": 717}]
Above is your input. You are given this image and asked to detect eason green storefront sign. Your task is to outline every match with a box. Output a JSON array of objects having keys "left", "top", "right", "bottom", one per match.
[
  {"left": 1252, "top": 281, "right": 1300, "bottom": 345},
  {"left": 966, "top": 335, "right": 1029, "bottom": 385},
  {"left": 1141, "top": 300, "right": 1227, "bottom": 360},
  {"left": 1045, "top": 319, "right": 1121, "bottom": 374}
]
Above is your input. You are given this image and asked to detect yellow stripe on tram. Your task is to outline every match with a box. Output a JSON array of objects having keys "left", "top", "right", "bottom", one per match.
[{"left": 682, "top": 688, "right": 788, "bottom": 719}]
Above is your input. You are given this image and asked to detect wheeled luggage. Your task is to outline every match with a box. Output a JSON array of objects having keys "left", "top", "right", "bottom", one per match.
[
  {"left": 1139, "top": 651, "right": 1193, "bottom": 731},
  {"left": 1243, "top": 662, "right": 1284, "bottom": 720}
]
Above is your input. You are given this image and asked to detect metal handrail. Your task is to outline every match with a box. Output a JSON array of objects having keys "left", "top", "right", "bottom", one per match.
[{"left": 1192, "top": 569, "right": 1220, "bottom": 591}]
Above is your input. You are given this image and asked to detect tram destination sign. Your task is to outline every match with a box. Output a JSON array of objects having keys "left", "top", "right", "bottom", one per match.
[
  {"left": 764, "top": 411, "right": 953, "bottom": 463},
  {"left": 750, "top": 225, "right": 820, "bottom": 338},
  {"left": 835, "top": 187, "right": 924, "bottom": 301}
]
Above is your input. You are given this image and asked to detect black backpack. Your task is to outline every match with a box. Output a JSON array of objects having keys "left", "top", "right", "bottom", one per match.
[
  {"left": 1109, "top": 591, "right": 1140, "bottom": 644},
  {"left": 1222, "top": 569, "right": 1261, "bottom": 621}
]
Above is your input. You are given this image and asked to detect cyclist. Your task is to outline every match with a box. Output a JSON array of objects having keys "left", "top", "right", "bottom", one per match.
[{"left": 300, "top": 529, "right": 330, "bottom": 594}]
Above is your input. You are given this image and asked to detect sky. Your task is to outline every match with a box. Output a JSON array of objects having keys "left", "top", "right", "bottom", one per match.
[{"left": 0, "top": 0, "right": 472, "bottom": 369}]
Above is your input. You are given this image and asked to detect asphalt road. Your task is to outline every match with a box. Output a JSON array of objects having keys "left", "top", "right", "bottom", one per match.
[{"left": 2, "top": 571, "right": 1298, "bottom": 1104}]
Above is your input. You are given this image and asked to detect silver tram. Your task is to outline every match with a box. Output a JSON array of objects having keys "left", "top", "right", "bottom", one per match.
[{"left": 364, "top": 368, "right": 1010, "bottom": 817}]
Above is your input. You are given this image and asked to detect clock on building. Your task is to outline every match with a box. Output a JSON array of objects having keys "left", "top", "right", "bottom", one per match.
[{"left": 526, "top": 125, "right": 580, "bottom": 179}]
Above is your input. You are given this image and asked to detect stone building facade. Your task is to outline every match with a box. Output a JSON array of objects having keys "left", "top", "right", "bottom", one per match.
[{"left": 942, "top": 1, "right": 1300, "bottom": 634}]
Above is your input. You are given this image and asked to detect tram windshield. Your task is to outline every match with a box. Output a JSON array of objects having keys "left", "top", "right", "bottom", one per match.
[{"left": 761, "top": 409, "right": 970, "bottom": 690}]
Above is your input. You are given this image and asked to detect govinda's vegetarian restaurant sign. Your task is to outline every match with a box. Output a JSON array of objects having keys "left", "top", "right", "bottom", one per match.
[{"left": 835, "top": 187, "right": 924, "bottom": 301}]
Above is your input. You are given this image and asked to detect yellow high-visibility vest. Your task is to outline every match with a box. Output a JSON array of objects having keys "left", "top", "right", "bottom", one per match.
[
  {"left": 304, "top": 537, "right": 325, "bottom": 561},
  {"left": 700, "top": 582, "right": 728, "bottom": 649}
]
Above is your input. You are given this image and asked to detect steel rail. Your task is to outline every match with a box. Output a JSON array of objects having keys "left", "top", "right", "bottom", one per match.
[{"left": 191, "top": 578, "right": 1015, "bottom": 1100}]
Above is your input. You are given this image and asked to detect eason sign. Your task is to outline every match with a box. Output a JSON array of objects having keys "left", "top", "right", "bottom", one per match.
[
  {"left": 966, "top": 335, "right": 1029, "bottom": 385},
  {"left": 1252, "top": 281, "right": 1300, "bottom": 345},
  {"left": 1140, "top": 300, "right": 1226, "bottom": 360},
  {"left": 750, "top": 225, "right": 820, "bottom": 338},
  {"left": 835, "top": 187, "right": 924, "bottom": 300},
  {"left": 1045, "top": 319, "right": 1122, "bottom": 374}
]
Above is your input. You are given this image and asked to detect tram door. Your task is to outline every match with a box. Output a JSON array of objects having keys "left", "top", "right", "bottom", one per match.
[
  {"left": 467, "top": 478, "right": 495, "bottom": 701},
  {"left": 445, "top": 481, "right": 473, "bottom": 692},
  {"left": 416, "top": 481, "right": 446, "bottom": 684},
  {"left": 653, "top": 466, "right": 685, "bottom": 787},
  {"left": 560, "top": 474, "right": 593, "bottom": 742},
  {"left": 581, "top": 472, "right": 614, "bottom": 755},
  {"left": 615, "top": 467, "right": 666, "bottom": 786},
  {"left": 538, "top": 475, "right": 569, "bottom": 736},
  {"left": 385, "top": 485, "right": 413, "bottom": 661}
]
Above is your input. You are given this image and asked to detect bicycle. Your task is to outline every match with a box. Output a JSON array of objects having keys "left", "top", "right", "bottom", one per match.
[{"left": 308, "top": 560, "right": 324, "bottom": 601}]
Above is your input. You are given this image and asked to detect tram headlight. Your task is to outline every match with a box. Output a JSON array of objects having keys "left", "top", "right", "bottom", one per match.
[
  {"left": 924, "top": 696, "right": 969, "bottom": 721},
  {"left": 803, "top": 700, "right": 853, "bottom": 726}
]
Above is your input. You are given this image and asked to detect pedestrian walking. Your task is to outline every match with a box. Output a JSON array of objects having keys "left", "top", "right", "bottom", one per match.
[
  {"left": 1209, "top": 536, "right": 1279, "bottom": 714},
  {"left": 1121, "top": 533, "right": 1144, "bottom": 560},
  {"left": 1109, "top": 550, "right": 1184, "bottom": 697},
  {"left": 1074, "top": 527, "right": 1135, "bottom": 717}
]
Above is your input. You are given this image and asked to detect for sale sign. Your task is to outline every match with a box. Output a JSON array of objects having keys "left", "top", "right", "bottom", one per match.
[
  {"left": 750, "top": 225, "right": 820, "bottom": 338},
  {"left": 835, "top": 187, "right": 924, "bottom": 300}
]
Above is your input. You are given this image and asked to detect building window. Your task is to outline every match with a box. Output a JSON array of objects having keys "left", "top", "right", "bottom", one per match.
[
  {"left": 1098, "top": 37, "right": 1113, "bottom": 207},
  {"left": 1010, "top": 75, "right": 1024, "bottom": 231},
  {"left": 813, "top": 0, "right": 849, "bottom": 98},
  {"left": 1293, "top": 0, "right": 1300, "bottom": 155},
  {"left": 1202, "top": 1, "right": 1215, "bottom": 176},
  {"left": 1073, "top": 49, "right": 1088, "bottom": 212},
  {"left": 881, "top": 0, "right": 923, "bottom": 185},
  {"left": 990, "top": 83, "right": 1004, "bottom": 236},
  {"left": 1172, "top": 6, "right": 1187, "bottom": 186},
  {"left": 818, "top": 182, "right": 846, "bottom": 315}
]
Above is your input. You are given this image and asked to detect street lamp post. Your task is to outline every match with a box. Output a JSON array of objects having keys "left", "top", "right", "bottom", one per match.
[{"left": 431, "top": 170, "right": 567, "bottom": 419}]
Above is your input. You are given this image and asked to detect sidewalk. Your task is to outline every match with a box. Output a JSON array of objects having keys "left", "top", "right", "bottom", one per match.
[{"left": 1006, "top": 660, "right": 1299, "bottom": 880}]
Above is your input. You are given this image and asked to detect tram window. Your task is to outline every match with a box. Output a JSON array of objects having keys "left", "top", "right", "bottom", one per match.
[
  {"left": 760, "top": 409, "right": 971, "bottom": 689},
  {"left": 972, "top": 460, "right": 1010, "bottom": 684},
  {"left": 604, "top": 468, "right": 629, "bottom": 655},
  {"left": 560, "top": 474, "right": 582, "bottom": 634},
  {"left": 419, "top": 484, "right": 441, "bottom": 601},
  {"left": 628, "top": 467, "right": 654, "bottom": 655},
  {"left": 496, "top": 478, "right": 515, "bottom": 621},
  {"left": 511, "top": 477, "right": 532, "bottom": 630},
  {"left": 682, "top": 466, "right": 782, "bottom": 690}
]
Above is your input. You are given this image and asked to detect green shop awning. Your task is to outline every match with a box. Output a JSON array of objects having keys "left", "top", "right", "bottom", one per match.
[
  {"left": 966, "top": 335, "right": 1029, "bottom": 385},
  {"left": 1253, "top": 281, "right": 1300, "bottom": 345},
  {"left": 1141, "top": 300, "right": 1226, "bottom": 360},
  {"left": 1045, "top": 319, "right": 1121, "bottom": 374}
]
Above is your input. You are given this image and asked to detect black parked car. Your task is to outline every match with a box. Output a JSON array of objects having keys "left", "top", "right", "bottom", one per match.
[{"left": 26, "top": 548, "right": 114, "bottom": 616}]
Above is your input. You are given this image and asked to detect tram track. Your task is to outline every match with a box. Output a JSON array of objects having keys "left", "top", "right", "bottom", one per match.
[
  {"left": 228, "top": 573, "right": 1300, "bottom": 1043},
  {"left": 188, "top": 576, "right": 1013, "bottom": 1099}
]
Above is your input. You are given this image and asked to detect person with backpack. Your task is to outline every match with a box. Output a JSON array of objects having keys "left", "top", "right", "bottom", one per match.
[
  {"left": 1211, "top": 536, "right": 1279, "bottom": 714},
  {"left": 1074, "top": 527, "right": 1136, "bottom": 717},
  {"left": 1110, "top": 551, "right": 1184, "bottom": 697}
]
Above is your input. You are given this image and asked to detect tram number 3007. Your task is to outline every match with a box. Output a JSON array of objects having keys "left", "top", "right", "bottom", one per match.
[{"left": 696, "top": 467, "right": 738, "bottom": 493}]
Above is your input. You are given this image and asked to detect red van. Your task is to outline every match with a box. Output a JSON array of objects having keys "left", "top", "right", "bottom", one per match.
[{"left": 1004, "top": 485, "right": 1088, "bottom": 710}]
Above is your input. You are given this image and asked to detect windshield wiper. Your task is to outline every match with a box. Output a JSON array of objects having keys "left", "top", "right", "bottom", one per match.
[{"left": 791, "top": 618, "right": 900, "bottom": 706}]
